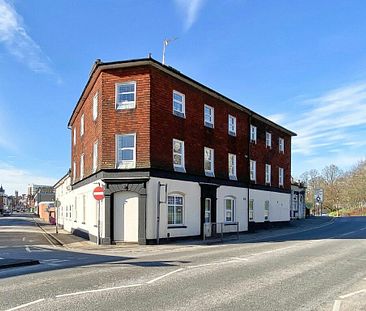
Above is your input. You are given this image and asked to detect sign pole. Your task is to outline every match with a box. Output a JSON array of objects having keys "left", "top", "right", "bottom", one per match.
[
  {"left": 93, "top": 186, "right": 105, "bottom": 246},
  {"left": 97, "top": 200, "right": 100, "bottom": 245}
]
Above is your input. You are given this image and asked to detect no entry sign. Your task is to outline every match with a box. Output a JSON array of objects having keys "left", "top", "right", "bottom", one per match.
[{"left": 93, "top": 186, "right": 105, "bottom": 201}]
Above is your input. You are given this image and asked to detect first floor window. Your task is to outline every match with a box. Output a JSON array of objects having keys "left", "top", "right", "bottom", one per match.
[
  {"left": 204, "top": 147, "right": 214, "bottom": 176},
  {"left": 264, "top": 200, "right": 270, "bottom": 220},
  {"left": 173, "top": 90, "right": 185, "bottom": 117},
  {"left": 93, "top": 92, "right": 98, "bottom": 120},
  {"left": 228, "top": 115, "right": 236, "bottom": 136},
  {"left": 80, "top": 154, "right": 84, "bottom": 179},
  {"left": 265, "top": 164, "right": 271, "bottom": 184},
  {"left": 250, "top": 160, "right": 256, "bottom": 181},
  {"left": 168, "top": 194, "right": 184, "bottom": 225},
  {"left": 249, "top": 199, "right": 254, "bottom": 221},
  {"left": 266, "top": 132, "right": 272, "bottom": 148},
  {"left": 204, "top": 105, "right": 214, "bottom": 128},
  {"left": 73, "top": 161, "right": 76, "bottom": 181},
  {"left": 228, "top": 153, "right": 237, "bottom": 180},
  {"left": 225, "top": 197, "right": 235, "bottom": 222},
  {"left": 250, "top": 125, "right": 257, "bottom": 143},
  {"left": 173, "top": 139, "right": 185, "bottom": 171},
  {"left": 279, "top": 167, "right": 284, "bottom": 186},
  {"left": 279, "top": 137, "right": 285, "bottom": 153},
  {"left": 80, "top": 114, "right": 84, "bottom": 136},
  {"left": 93, "top": 141, "right": 98, "bottom": 173},
  {"left": 116, "top": 82, "right": 136, "bottom": 109},
  {"left": 116, "top": 134, "right": 136, "bottom": 169}
]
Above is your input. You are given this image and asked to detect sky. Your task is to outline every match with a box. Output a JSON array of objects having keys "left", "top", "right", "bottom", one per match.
[{"left": 0, "top": 0, "right": 366, "bottom": 194}]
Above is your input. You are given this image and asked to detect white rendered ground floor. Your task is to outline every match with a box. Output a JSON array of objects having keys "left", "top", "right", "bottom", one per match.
[{"left": 56, "top": 171, "right": 291, "bottom": 245}]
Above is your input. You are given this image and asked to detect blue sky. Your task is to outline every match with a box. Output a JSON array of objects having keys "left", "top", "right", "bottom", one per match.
[{"left": 1, "top": 0, "right": 366, "bottom": 194}]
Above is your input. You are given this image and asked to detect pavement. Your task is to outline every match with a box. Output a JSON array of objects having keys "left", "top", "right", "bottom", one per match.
[{"left": 35, "top": 215, "right": 336, "bottom": 252}]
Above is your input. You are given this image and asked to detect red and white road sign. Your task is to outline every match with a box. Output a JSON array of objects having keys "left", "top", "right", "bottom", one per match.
[{"left": 93, "top": 186, "right": 105, "bottom": 201}]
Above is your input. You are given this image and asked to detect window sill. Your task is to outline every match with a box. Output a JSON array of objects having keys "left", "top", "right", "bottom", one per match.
[
  {"left": 168, "top": 225, "right": 187, "bottom": 229},
  {"left": 173, "top": 110, "right": 186, "bottom": 118},
  {"left": 204, "top": 122, "right": 214, "bottom": 129},
  {"left": 250, "top": 140, "right": 257, "bottom": 144},
  {"left": 229, "top": 131, "right": 236, "bottom": 137},
  {"left": 224, "top": 222, "right": 239, "bottom": 226},
  {"left": 229, "top": 175, "right": 237, "bottom": 181},
  {"left": 116, "top": 104, "right": 136, "bottom": 110},
  {"left": 205, "top": 171, "right": 215, "bottom": 177},
  {"left": 116, "top": 163, "right": 136, "bottom": 170},
  {"left": 174, "top": 166, "right": 186, "bottom": 173}
]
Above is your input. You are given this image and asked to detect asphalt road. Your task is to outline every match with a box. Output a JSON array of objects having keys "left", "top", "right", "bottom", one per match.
[{"left": 0, "top": 215, "right": 365, "bottom": 311}]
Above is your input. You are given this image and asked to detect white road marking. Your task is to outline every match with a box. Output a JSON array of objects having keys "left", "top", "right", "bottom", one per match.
[
  {"left": 55, "top": 283, "right": 143, "bottom": 298},
  {"left": 332, "top": 300, "right": 342, "bottom": 311},
  {"left": 5, "top": 298, "right": 45, "bottom": 311},
  {"left": 146, "top": 268, "right": 184, "bottom": 284},
  {"left": 339, "top": 289, "right": 366, "bottom": 299},
  {"left": 22, "top": 237, "right": 26, "bottom": 241},
  {"left": 25, "top": 246, "right": 31, "bottom": 253},
  {"left": 231, "top": 257, "right": 250, "bottom": 261}
]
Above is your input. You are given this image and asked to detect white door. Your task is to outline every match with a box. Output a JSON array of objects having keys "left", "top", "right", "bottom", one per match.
[{"left": 114, "top": 192, "right": 139, "bottom": 242}]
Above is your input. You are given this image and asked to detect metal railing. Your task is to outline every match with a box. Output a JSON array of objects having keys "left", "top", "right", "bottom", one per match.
[{"left": 203, "top": 222, "right": 239, "bottom": 241}]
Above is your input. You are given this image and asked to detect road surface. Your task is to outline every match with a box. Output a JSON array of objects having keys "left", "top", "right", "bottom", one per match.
[{"left": 0, "top": 215, "right": 365, "bottom": 311}]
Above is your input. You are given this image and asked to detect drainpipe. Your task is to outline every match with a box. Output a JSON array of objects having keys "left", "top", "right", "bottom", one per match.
[{"left": 247, "top": 114, "right": 252, "bottom": 232}]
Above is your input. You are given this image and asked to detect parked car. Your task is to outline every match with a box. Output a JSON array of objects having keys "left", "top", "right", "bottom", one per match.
[{"left": 3, "top": 210, "right": 12, "bottom": 216}]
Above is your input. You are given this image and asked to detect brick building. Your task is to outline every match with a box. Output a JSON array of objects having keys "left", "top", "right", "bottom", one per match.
[{"left": 56, "top": 57, "right": 296, "bottom": 244}]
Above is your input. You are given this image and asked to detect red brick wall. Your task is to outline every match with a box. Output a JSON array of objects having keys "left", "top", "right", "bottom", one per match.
[
  {"left": 100, "top": 67, "right": 151, "bottom": 169},
  {"left": 250, "top": 118, "right": 292, "bottom": 189},
  {"left": 70, "top": 61, "right": 292, "bottom": 191},
  {"left": 71, "top": 73, "right": 103, "bottom": 182},
  {"left": 150, "top": 67, "right": 250, "bottom": 182}
]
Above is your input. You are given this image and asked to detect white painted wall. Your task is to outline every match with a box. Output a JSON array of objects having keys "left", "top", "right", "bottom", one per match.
[
  {"left": 146, "top": 177, "right": 201, "bottom": 240},
  {"left": 217, "top": 186, "right": 248, "bottom": 232},
  {"left": 55, "top": 179, "right": 105, "bottom": 239},
  {"left": 250, "top": 189, "right": 290, "bottom": 223}
]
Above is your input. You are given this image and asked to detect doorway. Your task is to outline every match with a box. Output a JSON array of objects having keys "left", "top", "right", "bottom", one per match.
[{"left": 200, "top": 184, "right": 218, "bottom": 237}]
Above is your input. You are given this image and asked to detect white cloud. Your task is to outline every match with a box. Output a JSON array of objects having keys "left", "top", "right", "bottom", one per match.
[
  {"left": 283, "top": 81, "right": 366, "bottom": 156},
  {"left": 0, "top": 0, "right": 53, "bottom": 73},
  {"left": 174, "top": 0, "right": 205, "bottom": 31},
  {"left": 0, "top": 162, "right": 57, "bottom": 195}
]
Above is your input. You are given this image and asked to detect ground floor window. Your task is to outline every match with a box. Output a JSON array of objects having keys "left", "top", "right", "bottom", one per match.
[
  {"left": 249, "top": 199, "right": 254, "bottom": 221},
  {"left": 225, "top": 197, "right": 235, "bottom": 222},
  {"left": 168, "top": 194, "right": 184, "bottom": 225},
  {"left": 264, "top": 200, "right": 269, "bottom": 220}
]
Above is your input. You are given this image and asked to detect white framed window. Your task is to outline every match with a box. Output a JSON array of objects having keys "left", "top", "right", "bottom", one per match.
[
  {"left": 204, "top": 147, "right": 214, "bottom": 177},
  {"left": 80, "top": 114, "right": 84, "bottom": 137},
  {"left": 265, "top": 164, "right": 271, "bottom": 184},
  {"left": 82, "top": 195, "right": 86, "bottom": 224},
  {"left": 264, "top": 200, "right": 269, "bottom": 220},
  {"left": 266, "top": 132, "right": 272, "bottom": 148},
  {"left": 249, "top": 199, "right": 254, "bottom": 221},
  {"left": 279, "top": 167, "right": 284, "bottom": 186},
  {"left": 228, "top": 153, "right": 237, "bottom": 180},
  {"left": 204, "top": 105, "right": 214, "bottom": 128},
  {"left": 73, "top": 161, "right": 76, "bottom": 182},
  {"left": 73, "top": 128, "right": 76, "bottom": 146},
  {"left": 80, "top": 154, "right": 84, "bottom": 179},
  {"left": 250, "top": 125, "right": 257, "bottom": 143},
  {"left": 93, "top": 92, "right": 98, "bottom": 120},
  {"left": 173, "top": 139, "right": 185, "bottom": 172},
  {"left": 279, "top": 137, "right": 285, "bottom": 153},
  {"left": 74, "top": 197, "right": 78, "bottom": 222},
  {"left": 224, "top": 197, "right": 235, "bottom": 223},
  {"left": 173, "top": 90, "right": 185, "bottom": 117},
  {"left": 228, "top": 115, "right": 236, "bottom": 136},
  {"left": 93, "top": 141, "right": 98, "bottom": 173},
  {"left": 250, "top": 160, "right": 256, "bottom": 181},
  {"left": 116, "top": 81, "right": 136, "bottom": 110},
  {"left": 116, "top": 133, "right": 136, "bottom": 169},
  {"left": 168, "top": 194, "right": 184, "bottom": 225}
]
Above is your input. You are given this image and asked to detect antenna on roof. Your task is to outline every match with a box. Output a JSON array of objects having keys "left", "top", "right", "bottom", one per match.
[{"left": 162, "top": 37, "right": 178, "bottom": 65}]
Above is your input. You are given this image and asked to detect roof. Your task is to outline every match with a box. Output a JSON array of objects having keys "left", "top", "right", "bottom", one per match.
[
  {"left": 68, "top": 57, "right": 297, "bottom": 136},
  {"left": 54, "top": 170, "right": 71, "bottom": 189}
]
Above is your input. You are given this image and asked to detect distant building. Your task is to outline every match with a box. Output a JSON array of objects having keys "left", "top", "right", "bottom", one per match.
[
  {"left": 0, "top": 185, "right": 5, "bottom": 213},
  {"left": 291, "top": 180, "right": 307, "bottom": 219},
  {"left": 27, "top": 184, "right": 55, "bottom": 214}
]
